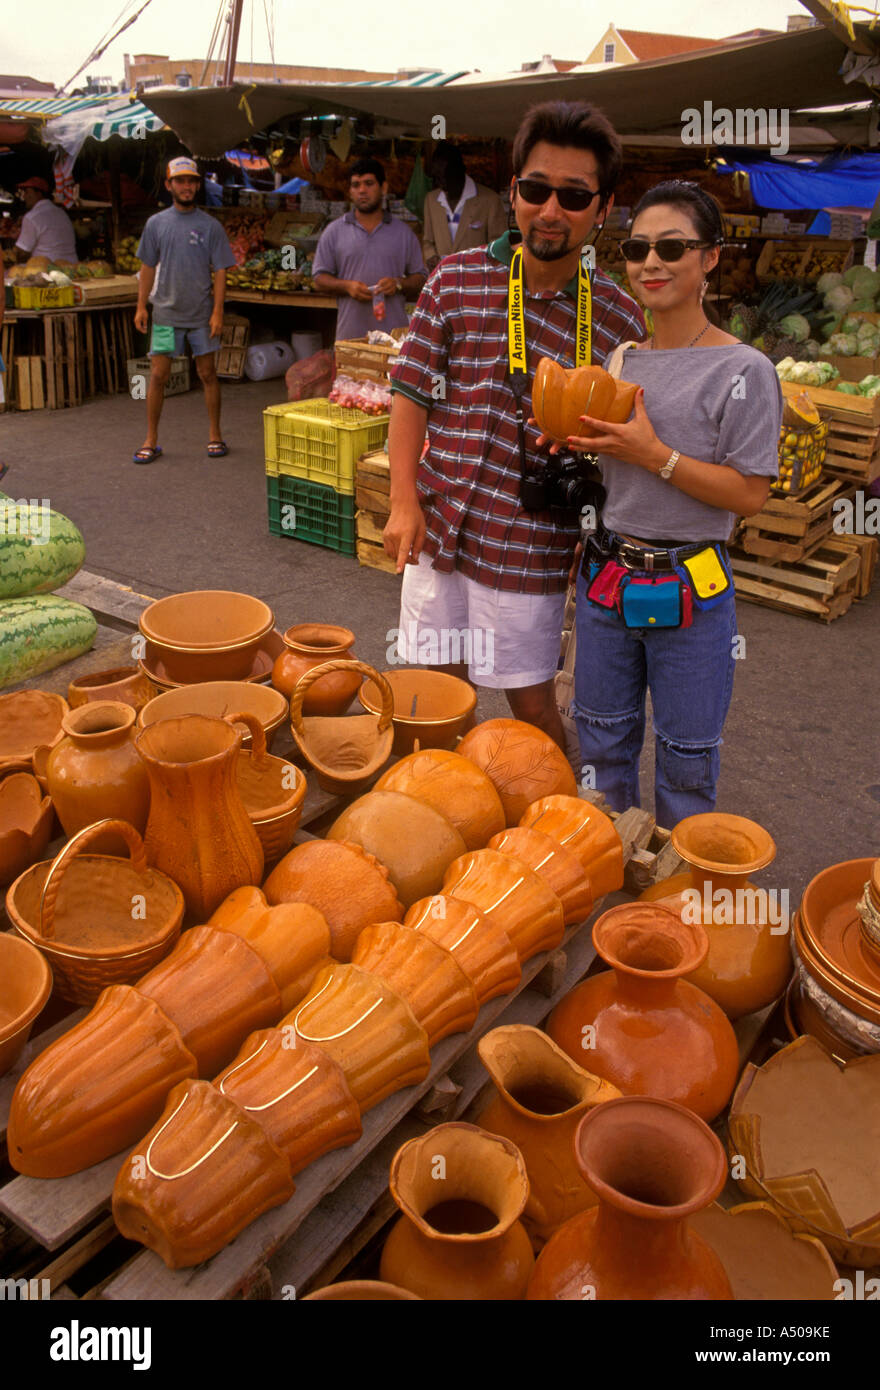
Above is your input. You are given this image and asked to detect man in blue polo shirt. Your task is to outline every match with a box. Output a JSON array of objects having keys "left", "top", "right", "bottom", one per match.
[{"left": 313, "top": 157, "right": 426, "bottom": 340}]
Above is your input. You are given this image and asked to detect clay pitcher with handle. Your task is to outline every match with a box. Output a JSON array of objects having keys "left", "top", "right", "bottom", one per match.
[{"left": 136, "top": 715, "right": 264, "bottom": 920}]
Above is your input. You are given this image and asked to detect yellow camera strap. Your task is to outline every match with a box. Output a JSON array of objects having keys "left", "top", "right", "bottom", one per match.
[{"left": 506, "top": 243, "right": 592, "bottom": 381}]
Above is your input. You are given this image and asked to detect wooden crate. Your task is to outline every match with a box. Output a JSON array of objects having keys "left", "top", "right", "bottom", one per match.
[
  {"left": 335, "top": 337, "right": 401, "bottom": 382},
  {"left": 737, "top": 477, "right": 855, "bottom": 562},
  {"left": 824, "top": 418, "right": 880, "bottom": 485},
  {"left": 730, "top": 538, "right": 862, "bottom": 621},
  {"left": 76, "top": 276, "right": 139, "bottom": 305},
  {"left": 832, "top": 531, "right": 878, "bottom": 598},
  {"left": 780, "top": 379, "right": 880, "bottom": 428},
  {"left": 14, "top": 356, "right": 45, "bottom": 410},
  {"left": 355, "top": 447, "right": 390, "bottom": 514},
  {"left": 217, "top": 345, "right": 247, "bottom": 379},
  {"left": 356, "top": 509, "right": 396, "bottom": 573},
  {"left": 220, "top": 314, "right": 251, "bottom": 349}
]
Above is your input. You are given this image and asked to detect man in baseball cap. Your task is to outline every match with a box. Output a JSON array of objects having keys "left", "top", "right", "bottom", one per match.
[
  {"left": 14, "top": 175, "right": 76, "bottom": 263},
  {"left": 166, "top": 156, "right": 199, "bottom": 179}
]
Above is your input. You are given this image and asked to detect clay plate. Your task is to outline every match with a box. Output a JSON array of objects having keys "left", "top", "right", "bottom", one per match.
[
  {"left": 0, "top": 690, "right": 69, "bottom": 766},
  {"left": 691, "top": 1201, "right": 838, "bottom": 1300},
  {"left": 139, "top": 628, "right": 285, "bottom": 688}
]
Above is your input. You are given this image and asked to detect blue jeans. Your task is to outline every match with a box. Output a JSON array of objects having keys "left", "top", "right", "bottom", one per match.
[{"left": 573, "top": 570, "right": 737, "bottom": 827}]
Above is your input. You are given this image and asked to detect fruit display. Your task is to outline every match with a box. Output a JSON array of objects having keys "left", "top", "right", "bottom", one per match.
[
  {"left": 0, "top": 500, "right": 85, "bottom": 599},
  {"left": 328, "top": 374, "right": 391, "bottom": 413},
  {"left": 114, "top": 237, "right": 141, "bottom": 274}
]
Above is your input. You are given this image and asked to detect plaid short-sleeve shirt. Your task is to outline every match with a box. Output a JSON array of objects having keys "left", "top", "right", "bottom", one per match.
[{"left": 389, "top": 231, "right": 646, "bottom": 595}]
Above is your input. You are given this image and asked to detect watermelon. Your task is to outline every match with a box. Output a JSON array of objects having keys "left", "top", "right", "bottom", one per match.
[
  {"left": 0, "top": 494, "right": 86, "bottom": 599},
  {"left": 0, "top": 595, "right": 97, "bottom": 690}
]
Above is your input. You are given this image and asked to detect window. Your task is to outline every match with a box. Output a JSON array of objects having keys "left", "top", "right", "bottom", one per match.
[{"left": 603, "top": 42, "right": 615, "bottom": 62}]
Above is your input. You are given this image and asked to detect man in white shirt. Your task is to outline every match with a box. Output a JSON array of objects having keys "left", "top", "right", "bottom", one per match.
[
  {"left": 15, "top": 177, "right": 77, "bottom": 264},
  {"left": 421, "top": 143, "right": 506, "bottom": 271}
]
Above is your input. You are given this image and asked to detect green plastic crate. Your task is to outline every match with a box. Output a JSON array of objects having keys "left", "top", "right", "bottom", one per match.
[
  {"left": 267, "top": 474, "right": 356, "bottom": 555},
  {"left": 263, "top": 398, "right": 389, "bottom": 493}
]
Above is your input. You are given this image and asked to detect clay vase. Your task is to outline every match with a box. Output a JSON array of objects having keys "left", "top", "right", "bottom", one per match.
[
  {"left": 456, "top": 718, "right": 577, "bottom": 826},
  {"left": 640, "top": 812, "right": 791, "bottom": 1019},
  {"left": 327, "top": 790, "right": 466, "bottom": 909},
  {"left": 35, "top": 702, "right": 150, "bottom": 856},
  {"left": 271, "top": 623, "right": 361, "bottom": 715},
  {"left": 352, "top": 922, "right": 479, "bottom": 1046},
  {"left": 442, "top": 848, "right": 565, "bottom": 962},
  {"left": 404, "top": 895, "right": 522, "bottom": 1006},
  {"left": 527, "top": 1096, "right": 733, "bottom": 1300},
  {"left": 546, "top": 904, "right": 739, "bottom": 1123},
  {"left": 376, "top": 750, "right": 506, "bottom": 851},
  {"left": 264, "top": 839, "right": 403, "bottom": 962},
  {"left": 380, "top": 1122, "right": 535, "bottom": 1300},
  {"left": 477, "top": 1025, "right": 621, "bottom": 1249},
  {"left": 489, "top": 826, "right": 593, "bottom": 926},
  {"left": 67, "top": 665, "right": 157, "bottom": 714},
  {"left": 520, "top": 795, "right": 624, "bottom": 898},
  {"left": 136, "top": 715, "right": 264, "bottom": 920}
]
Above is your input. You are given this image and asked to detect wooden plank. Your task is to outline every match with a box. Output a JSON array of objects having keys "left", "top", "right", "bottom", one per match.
[
  {"left": 355, "top": 510, "right": 388, "bottom": 546},
  {"left": 0, "top": 1154, "right": 122, "bottom": 1250},
  {"left": 355, "top": 482, "right": 390, "bottom": 513},
  {"left": 36, "top": 1215, "right": 118, "bottom": 1294},
  {"left": 53, "top": 570, "right": 156, "bottom": 630},
  {"left": 29, "top": 358, "right": 45, "bottom": 411},
  {"left": 357, "top": 539, "right": 397, "bottom": 574}
]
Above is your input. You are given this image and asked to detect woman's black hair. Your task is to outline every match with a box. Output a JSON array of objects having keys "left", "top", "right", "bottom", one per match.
[{"left": 630, "top": 180, "right": 726, "bottom": 324}]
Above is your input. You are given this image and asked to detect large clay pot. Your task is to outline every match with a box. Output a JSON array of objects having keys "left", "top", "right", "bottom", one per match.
[
  {"left": 520, "top": 795, "right": 623, "bottom": 898},
  {"left": 442, "top": 848, "right": 565, "bottom": 963},
  {"left": 68, "top": 665, "right": 156, "bottom": 714},
  {"left": 352, "top": 922, "right": 479, "bottom": 1046},
  {"left": 136, "top": 715, "right": 264, "bottom": 920},
  {"left": 546, "top": 904, "right": 739, "bottom": 1123},
  {"left": 35, "top": 701, "right": 150, "bottom": 855},
  {"left": 456, "top": 719, "right": 577, "bottom": 826},
  {"left": 489, "top": 826, "right": 593, "bottom": 926},
  {"left": 527, "top": 1096, "right": 733, "bottom": 1299},
  {"left": 208, "top": 886, "right": 331, "bottom": 1013},
  {"left": 477, "top": 1025, "right": 621, "bottom": 1248},
  {"left": 376, "top": 750, "right": 505, "bottom": 851},
  {"left": 640, "top": 812, "right": 791, "bottom": 1019},
  {"left": 271, "top": 623, "right": 361, "bottom": 715},
  {"left": 139, "top": 589, "right": 274, "bottom": 685},
  {"left": 327, "top": 790, "right": 466, "bottom": 909},
  {"left": 380, "top": 1122, "right": 535, "bottom": 1300},
  {"left": 404, "top": 895, "right": 522, "bottom": 1006},
  {"left": 264, "top": 839, "right": 403, "bottom": 962}
]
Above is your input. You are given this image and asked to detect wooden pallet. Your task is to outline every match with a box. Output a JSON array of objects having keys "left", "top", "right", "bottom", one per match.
[
  {"left": 738, "top": 477, "right": 854, "bottom": 562},
  {"left": 824, "top": 417, "right": 880, "bottom": 485},
  {"left": 730, "top": 538, "right": 862, "bottom": 621}
]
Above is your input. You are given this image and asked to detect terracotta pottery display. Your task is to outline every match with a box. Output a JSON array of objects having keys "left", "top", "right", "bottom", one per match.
[
  {"left": 352, "top": 922, "right": 479, "bottom": 1046},
  {"left": 139, "top": 590, "right": 275, "bottom": 684},
  {"left": 691, "top": 1201, "right": 839, "bottom": 1301},
  {"left": 136, "top": 715, "right": 264, "bottom": 920},
  {"left": 7, "top": 819, "right": 185, "bottom": 1005},
  {"left": 860, "top": 860, "right": 880, "bottom": 957},
  {"left": 0, "top": 933, "right": 52, "bottom": 1076},
  {"left": 786, "top": 956, "right": 880, "bottom": 1059},
  {"left": 304, "top": 1281, "right": 422, "bottom": 1301},
  {"left": 0, "top": 689, "right": 68, "bottom": 768},
  {"left": 376, "top": 749, "right": 505, "bottom": 851},
  {"left": 327, "top": 790, "right": 466, "bottom": 908},
  {"left": 35, "top": 701, "right": 150, "bottom": 855},
  {"left": 7, "top": 984, "right": 198, "bottom": 1177},
  {"left": 380, "top": 1123, "right": 535, "bottom": 1300},
  {"left": 272, "top": 623, "right": 361, "bottom": 714},
  {"left": 489, "top": 826, "right": 592, "bottom": 927},
  {"left": 442, "top": 848, "right": 565, "bottom": 962},
  {"left": 289, "top": 659, "right": 394, "bottom": 795},
  {"left": 639, "top": 812, "right": 791, "bottom": 1019},
  {"left": 138, "top": 681, "right": 289, "bottom": 752},
  {"left": 358, "top": 668, "right": 477, "bottom": 755},
  {"left": 139, "top": 628, "right": 285, "bottom": 690},
  {"left": 795, "top": 858, "right": 880, "bottom": 1029},
  {"left": 527, "top": 1097, "right": 733, "bottom": 1300},
  {"left": 520, "top": 795, "right": 624, "bottom": 898},
  {"left": 208, "top": 886, "right": 331, "bottom": 1013},
  {"left": 68, "top": 665, "right": 156, "bottom": 713},
  {"left": 215, "top": 1028, "right": 361, "bottom": 1173},
  {"left": 729, "top": 1035, "right": 880, "bottom": 1266},
  {"left": 477, "top": 1024, "right": 621, "bottom": 1247},
  {"left": 546, "top": 904, "right": 739, "bottom": 1123},
  {"left": 221, "top": 712, "right": 306, "bottom": 865},
  {"left": 456, "top": 718, "right": 577, "bottom": 826},
  {"left": 288, "top": 962, "right": 431, "bottom": 1112},
  {"left": 0, "top": 771, "right": 54, "bottom": 887},
  {"left": 404, "top": 894, "right": 522, "bottom": 1006},
  {"left": 532, "top": 358, "right": 638, "bottom": 442},
  {"left": 112, "top": 1078, "right": 294, "bottom": 1268},
  {"left": 264, "top": 839, "right": 403, "bottom": 963}
]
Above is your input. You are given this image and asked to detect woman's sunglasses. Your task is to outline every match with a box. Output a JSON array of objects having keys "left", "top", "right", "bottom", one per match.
[
  {"left": 515, "top": 177, "right": 601, "bottom": 213},
  {"left": 621, "top": 238, "right": 716, "bottom": 263}
]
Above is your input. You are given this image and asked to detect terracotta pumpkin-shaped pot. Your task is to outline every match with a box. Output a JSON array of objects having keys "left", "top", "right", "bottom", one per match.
[
  {"left": 477, "top": 1024, "right": 621, "bottom": 1249},
  {"left": 404, "top": 894, "right": 522, "bottom": 1006},
  {"left": 208, "top": 886, "right": 331, "bottom": 1013},
  {"left": 263, "top": 839, "right": 403, "bottom": 962},
  {"left": 532, "top": 359, "right": 637, "bottom": 443},
  {"left": 352, "top": 921, "right": 479, "bottom": 1046},
  {"left": 457, "top": 719, "right": 577, "bottom": 826},
  {"left": 527, "top": 1097, "right": 733, "bottom": 1300},
  {"left": 376, "top": 749, "right": 505, "bottom": 851},
  {"left": 443, "top": 848, "right": 565, "bottom": 963},
  {"left": 546, "top": 903, "right": 739, "bottom": 1123},
  {"left": 520, "top": 795, "right": 624, "bottom": 898},
  {"left": 489, "top": 826, "right": 593, "bottom": 927},
  {"left": 327, "top": 790, "right": 467, "bottom": 909},
  {"left": 380, "top": 1122, "right": 535, "bottom": 1300},
  {"left": 271, "top": 623, "right": 361, "bottom": 715}
]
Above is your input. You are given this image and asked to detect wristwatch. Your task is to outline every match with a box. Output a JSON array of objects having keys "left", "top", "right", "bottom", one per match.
[
  {"left": 658, "top": 449, "right": 680, "bottom": 481},
  {"left": 394, "top": 277, "right": 404, "bottom": 293}
]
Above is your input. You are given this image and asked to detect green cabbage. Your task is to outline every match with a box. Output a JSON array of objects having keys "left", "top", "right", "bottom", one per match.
[
  {"left": 859, "top": 374, "right": 880, "bottom": 396},
  {"left": 778, "top": 313, "right": 811, "bottom": 343},
  {"left": 824, "top": 285, "right": 854, "bottom": 316},
  {"left": 828, "top": 332, "right": 859, "bottom": 356},
  {"left": 836, "top": 382, "right": 862, "bottom": 395},
  {"left": 816, "top": 271, "right": 845, "bottom": 295}
]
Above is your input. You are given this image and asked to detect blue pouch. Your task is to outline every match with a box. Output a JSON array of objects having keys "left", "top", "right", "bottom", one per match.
[{"left": 621, "top": 573, "right": 692, "bottom": 629}]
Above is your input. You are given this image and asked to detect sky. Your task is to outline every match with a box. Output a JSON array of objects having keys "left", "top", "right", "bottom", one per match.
[{"left": 6, "top": 0, "right": 820, "bottom": 91}]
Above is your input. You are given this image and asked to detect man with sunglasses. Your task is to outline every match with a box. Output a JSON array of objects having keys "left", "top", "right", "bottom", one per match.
[{"left": 384, "top": 101, "right": 644, "bottom": 748}]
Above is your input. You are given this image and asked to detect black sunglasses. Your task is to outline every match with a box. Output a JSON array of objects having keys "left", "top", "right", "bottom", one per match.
[
  {"left": 621, "top": 238, "right": 716, "bottom": 263},
  {"left": 515, "top": 177, "right": 602, "bottom": 213}
]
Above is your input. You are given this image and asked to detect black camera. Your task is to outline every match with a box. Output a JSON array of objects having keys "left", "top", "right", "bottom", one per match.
[{"left": 520, "top": 448, "right": 605, "bottom": 514}]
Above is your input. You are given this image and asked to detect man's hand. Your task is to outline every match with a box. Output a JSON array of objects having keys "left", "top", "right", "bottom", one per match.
[
  {"left": 134, "top": 306, "right": 149, "bottom": 334},
  {"left": 373, "top": 276, "right": 400, "bottom": 296},
  {"left": 209, "top": 310, "right": 224, "bottom": 341},
  {"left": 383, "top": 499, "right": 427, "bottom": 573},
  {"left": 346, "top": 280, "right": 373, "bottom": 303}
]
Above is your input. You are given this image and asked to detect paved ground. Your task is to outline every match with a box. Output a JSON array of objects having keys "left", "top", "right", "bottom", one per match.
[{"left": 2, "top": 376, "right": 878, "bottom": 903}]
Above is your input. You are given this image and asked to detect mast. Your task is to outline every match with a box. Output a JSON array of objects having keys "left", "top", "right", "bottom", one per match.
[{"left": 223, "top": 0, "right": 245, "bottom": 85}]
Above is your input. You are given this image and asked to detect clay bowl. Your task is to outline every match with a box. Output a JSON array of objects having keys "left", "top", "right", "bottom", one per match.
[
  {"left": 139, "top": 590, "right": 275, "bottom": 683},
  {"left": 786, "top": 955, "right": 880, "bottom": 1059},
  {"left": 799, "top": 858, "right": 880, "bottom": 1004},
  {"left": 139, "top": 629, "right": 285, "bottom": 690},
  {"left": 138, "top": 681, "right": 289, "bottom": 751},
  {"left": 0, "top": 690, "right": 68, "bottom": 768},
  {"left": 67, "top": 665, "right": 157, "bottom": 713},
  {"left": 0, "top": 933, "right": 53, "bottom": 1075},
  {"left": 0, "top": 772, "right": 55, "bottom": 887},
  {"left": 691, "top": 1201, "right": 838, "bottom": 1300},
  {"left": 358, "top": 668, "right": 477, "bottom": 755},
  {"left": 303, "top": 1281, "right": 421, "bottom": 1301}
]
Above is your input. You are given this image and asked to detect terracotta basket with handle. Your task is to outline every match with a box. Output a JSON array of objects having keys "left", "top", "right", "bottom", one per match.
[
  {"left": 6, "top": 818, "right": 185, "bottom": 1005},
  {"left": 289, "top": 660, "right": 394, "bottom": 795},
  {"left": 223, "top": 711, "right": 306, "bottom": 866}
]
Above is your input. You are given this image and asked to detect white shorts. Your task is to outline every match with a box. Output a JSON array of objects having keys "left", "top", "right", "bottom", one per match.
[{"left": 396, "top": 553, "right": 567, "bottom": 690}]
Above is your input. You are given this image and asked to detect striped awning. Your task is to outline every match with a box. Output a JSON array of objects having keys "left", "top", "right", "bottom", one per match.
[
  {"left": 346, "top": 70, "right": 469, "bottom": 88},
  {"left": 0, "top": 93, "right": 165, "bottom": 144}
]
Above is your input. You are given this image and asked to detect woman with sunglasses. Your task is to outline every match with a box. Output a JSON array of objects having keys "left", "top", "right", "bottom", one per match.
[{"left": 565, "top": 181, "right": 782, "bottom": 826}]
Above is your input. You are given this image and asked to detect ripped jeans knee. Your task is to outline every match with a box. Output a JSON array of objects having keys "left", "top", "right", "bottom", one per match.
[{"left": 572, "top": 703, "right": 644, "bottom": 812}]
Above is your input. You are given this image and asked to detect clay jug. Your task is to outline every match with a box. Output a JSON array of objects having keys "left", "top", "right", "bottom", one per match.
[
  {"left": 546, "top": 903, "right": 739, "bottom": 1123},
  {"left": 271, "top": 623, "right": 361, "bottom": 715},
  {"left": 527, "top": 1096, "right": 733, "bottom": 1300},
  {"left": 380, "top": 1123, "right": 535, "bottom": 1300},
  {"left": 477, "top": 1024, "right": 621, "bottom": 1248},
  {"left": 640, "top": 812, "right": 791, "bottom": 1018},
  {"left": 136, "top": 715, "right": 264, "bottom": 920},
  {"left": 35, "top": 701, "right": 150, "bottom": 855}
]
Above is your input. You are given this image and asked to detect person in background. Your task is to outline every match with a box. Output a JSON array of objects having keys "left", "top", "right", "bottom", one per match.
[
  {"left": 132, "top": 156, "right": 237, "bottom": 465},
  {"left": 313, "top": 157, "right": 426, "bottom": 341},
  {"left": 14, "top": 177, "right": 77, "bottom": 264},
  {"left": 422, "top": 142, "right": 507, "bottom": 271}
]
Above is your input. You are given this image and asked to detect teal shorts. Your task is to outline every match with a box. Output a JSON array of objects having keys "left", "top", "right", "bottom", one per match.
[{"left": 150, "top": 323, "right": 219, "bottom": 357}]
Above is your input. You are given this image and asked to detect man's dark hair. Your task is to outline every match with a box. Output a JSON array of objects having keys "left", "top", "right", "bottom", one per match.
[
  {"left": 511, "top": 101, "right": 623, "bottom": 201},
  {"left": 431, "top": 141, "right": 465, "bottom": 178},
  {"left": 350, "top": 156, "right": 386, "bottom": 184}
]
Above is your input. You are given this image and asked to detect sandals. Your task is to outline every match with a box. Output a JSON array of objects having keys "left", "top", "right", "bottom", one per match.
[
  {"left": 207, "top": 440, "right": 229, "bottom": 458},
  {"left": 132, "top": 445, "right": 163, "bottom": 465}
]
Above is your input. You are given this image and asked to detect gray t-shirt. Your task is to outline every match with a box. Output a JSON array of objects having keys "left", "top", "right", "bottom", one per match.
[
  {"left": 137, "top": 207, "right": 236, "bottom": 328},
  {"left": 598, "top": 343, "right": 782, "bottom": 542},
  {"left": 313, "top": 210, "right": 426, "bottom": 340}
]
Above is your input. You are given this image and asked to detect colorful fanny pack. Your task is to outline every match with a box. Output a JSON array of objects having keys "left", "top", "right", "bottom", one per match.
[{"left": 584, "top": 541, "right": 732, "bottom": 630}]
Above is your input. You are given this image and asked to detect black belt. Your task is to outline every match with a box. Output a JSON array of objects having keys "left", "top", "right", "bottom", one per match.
[{"left": 588, "top": 530, "right": 723, "bottom": 573}]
